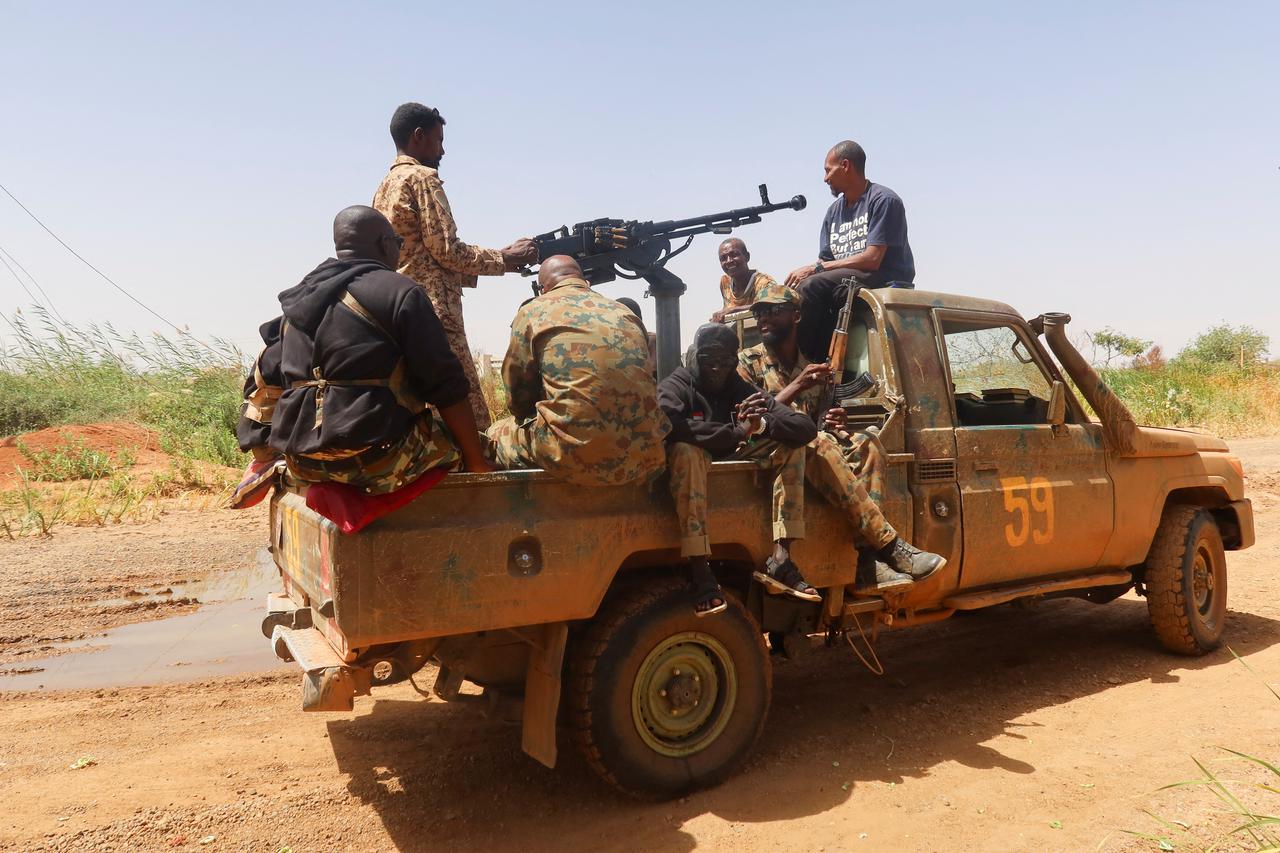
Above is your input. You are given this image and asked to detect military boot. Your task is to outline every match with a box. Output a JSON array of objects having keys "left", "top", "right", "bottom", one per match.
[
  {"left": 877, "top": 537, "right": 946, "bottom": 581},
  {"left": 854, "top": 548, "right": 913, "bottom": 593}
]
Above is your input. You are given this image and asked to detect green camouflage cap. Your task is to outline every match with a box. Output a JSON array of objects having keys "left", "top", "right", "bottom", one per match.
[{"left": 752, "top": 281, "right": 801, "bottom": 308}]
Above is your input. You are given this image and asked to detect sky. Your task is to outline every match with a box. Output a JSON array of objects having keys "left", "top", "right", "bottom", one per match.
[{"left": 0, "top": 1, "right": 1277, "bottom": 362}]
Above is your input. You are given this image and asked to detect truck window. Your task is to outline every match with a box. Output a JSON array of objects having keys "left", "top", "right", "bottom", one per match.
[
  {"left": 843, "top": 314, "right": 871, "bottom": 376},
  {"left": 941, "top": 320, "right": 1056, "bottom": 426}
]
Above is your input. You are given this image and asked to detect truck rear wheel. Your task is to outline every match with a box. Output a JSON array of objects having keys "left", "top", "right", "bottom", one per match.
[
  {"left": 568, "top": 577, "right": 770, "bottom": 798},
  {"left": 1145, "top": 506, "right": 1228, "bottom": 655}
]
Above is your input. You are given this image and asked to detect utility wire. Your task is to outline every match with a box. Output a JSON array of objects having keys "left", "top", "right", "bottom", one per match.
[
  {"left": 0, "top": 180, "right": 219, "bottom": 354},
  {"left": 0, "top": 242, "right": 67, "bottom": 323},
  {"left": 0, "top": 250, "right": 43, "bottom": 309}
]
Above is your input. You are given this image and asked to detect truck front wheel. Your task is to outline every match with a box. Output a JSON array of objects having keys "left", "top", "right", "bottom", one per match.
[
  {"left": 1145, "top": 506, "right": 1228, "bottom": 655},
  {"left": 568, "top": 577, "right": 771, "bottom": 798}
]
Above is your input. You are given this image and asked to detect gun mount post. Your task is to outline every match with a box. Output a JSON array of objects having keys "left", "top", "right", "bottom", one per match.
[{"left": 641, "top": 267, "right": 688, "bottom": 378}]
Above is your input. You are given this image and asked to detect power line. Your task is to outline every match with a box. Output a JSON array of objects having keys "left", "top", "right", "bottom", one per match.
[
  {"left": 0, "top": 250, "right": 43, "bottom": 308},
  {"left": 0, "top": 242, "right": 67, "bottom": 323},
  {"left": 0, "top": 180, "right": 218, "bottom": 353}
]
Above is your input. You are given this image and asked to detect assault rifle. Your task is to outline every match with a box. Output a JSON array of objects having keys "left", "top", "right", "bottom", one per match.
[
  {"left": 819, "top": 278, "right": 876, "bottom": 427},
  {"left": 523, "top": 184, "right": 806, "bottom": 376}
]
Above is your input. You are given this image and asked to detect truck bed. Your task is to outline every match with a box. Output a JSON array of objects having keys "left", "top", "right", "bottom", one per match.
[{"left": 270, "top": 462, "right": 875, "bottom": 658}]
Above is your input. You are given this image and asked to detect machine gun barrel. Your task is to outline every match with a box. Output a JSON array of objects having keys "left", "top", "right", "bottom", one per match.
[{"left": 637, "top": 186, "right": 807, "bottom": 239}]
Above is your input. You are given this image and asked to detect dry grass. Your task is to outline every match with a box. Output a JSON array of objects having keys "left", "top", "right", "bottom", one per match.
[{"left": 1099, "top": 362, "right": 1280, "bottom": 438}]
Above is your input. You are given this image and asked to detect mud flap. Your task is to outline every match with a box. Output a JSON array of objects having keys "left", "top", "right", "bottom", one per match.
[
  {"left": 302, "top": 666, "right": 373, "bottom": 712},
  {"left": 521, "top": 622, "right": 569, "bottom": 769}
]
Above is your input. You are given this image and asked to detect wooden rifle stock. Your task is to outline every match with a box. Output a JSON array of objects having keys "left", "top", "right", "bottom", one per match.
[{"left": 818, "top": 278, "right": 861, "bottom": 420}]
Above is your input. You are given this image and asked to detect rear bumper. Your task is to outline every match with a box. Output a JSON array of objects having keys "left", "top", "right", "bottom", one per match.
[
  {"left": 1227, "top": 499, "right": 1255, "bottom": 550},
  {"left": 266, "top": 596, "right": 370, "bottom": 712}
]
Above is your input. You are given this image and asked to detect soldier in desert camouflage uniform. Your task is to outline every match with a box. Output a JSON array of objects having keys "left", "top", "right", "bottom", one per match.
[
  {"left": 487, "top": 256, "right": 670, "bottom": 486},
  {"left": 739, "top": 282, "right": 946, "bottom": 588},
  {"left": 659, "top": 323, "right": 818, "bottom": 613},
  {"left": 372, "top": 102, "right": 538, "bottom": 430}
]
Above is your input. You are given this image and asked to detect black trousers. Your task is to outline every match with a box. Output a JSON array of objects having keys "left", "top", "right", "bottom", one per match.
[{"left": 796, "top": 269, "right": 898, "bottom": 364}]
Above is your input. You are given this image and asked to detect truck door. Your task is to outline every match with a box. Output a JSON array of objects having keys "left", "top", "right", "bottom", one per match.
[{"left": 937, "top": 311, "right": 1115, "bottom": 588}]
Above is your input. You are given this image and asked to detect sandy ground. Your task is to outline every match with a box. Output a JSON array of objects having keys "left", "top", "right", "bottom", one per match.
[{"left": 0, "top": 438, "right": 1277, "bottom": 852}]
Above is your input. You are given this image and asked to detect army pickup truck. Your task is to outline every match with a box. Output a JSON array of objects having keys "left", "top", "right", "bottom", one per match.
[{"left": 261, "top": 288, "right": 1253, "bottom": 797}]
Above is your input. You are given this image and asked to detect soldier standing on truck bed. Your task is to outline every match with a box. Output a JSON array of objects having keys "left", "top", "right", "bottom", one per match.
[
  {"left": 709, "top": 238, "right": 778, "bottom": 323},
  {"left": 235, "top": 206, "right": 493, "bottom": 491},
  {"left": 784, "top": 140, "right": 916, "bottom": 363},
  {"left": 738, "top": 282, "right": 945, "bottom": 589},
  {"left": 487, "top": 255, "right": 671, "bottom": 486},
  {"left": 659, "top": 323, "right": 821, "bottom": 612},
  {"left": 372, "top": 102, "right": 539, "bottom": 430}
]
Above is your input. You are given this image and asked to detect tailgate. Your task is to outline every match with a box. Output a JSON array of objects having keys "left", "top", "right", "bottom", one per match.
[{"left": 270, "top": 489, "right": 353, "bottom": 661}]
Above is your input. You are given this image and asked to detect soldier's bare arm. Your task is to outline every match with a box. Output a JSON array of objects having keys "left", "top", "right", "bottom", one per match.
[{"left": 436, "top": 399, "right": 494, "bottom": 473}]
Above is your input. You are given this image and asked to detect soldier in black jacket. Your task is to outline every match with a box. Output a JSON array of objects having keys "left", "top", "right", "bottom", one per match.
[
  {"left": 658, "top": 324, "right": 818, "bottom": 615},
  {"left": 237, "top": 206, "right": 492, "bottom": 493}
]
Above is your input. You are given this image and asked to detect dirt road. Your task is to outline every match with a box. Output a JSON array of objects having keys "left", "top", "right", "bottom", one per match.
[{"left": 2, "top": 439, "right": 1277, "bottom": 852}]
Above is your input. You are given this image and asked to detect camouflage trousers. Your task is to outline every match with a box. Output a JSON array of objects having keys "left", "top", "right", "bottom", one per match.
[
  {"left": 428, "top": 284, "right": 492, "bottom": 432},
  {"left": 839, "top": 429, "right": 887, "bottom": 505},
  {"left": 286, "top": 412, "right": 461, "bottom": 495},
  {"left": 486, "top": 415, "right": 540, "bottom": 471},
  {"left": 666, "top": 439, "right": 806, "bottom": 557},
  {"left": 666, "top": 432, "right": 896, "bottom": 558}
]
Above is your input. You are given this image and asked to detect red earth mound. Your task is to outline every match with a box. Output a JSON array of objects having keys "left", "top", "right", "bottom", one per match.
[{"left": 0, "top": 422, "right": 167, "bottom": 487}]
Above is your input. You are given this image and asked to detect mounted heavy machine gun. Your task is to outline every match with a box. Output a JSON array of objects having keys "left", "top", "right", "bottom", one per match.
[{"left": 522, "top": 184, "right": 806, "bottom": 376}]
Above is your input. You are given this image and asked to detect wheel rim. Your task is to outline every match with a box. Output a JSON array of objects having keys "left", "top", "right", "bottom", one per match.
[
  {"left": 631, "top": 632, "right": 737, "bottom": 758},
  {"left": 1191, "top": 542, "right": 1219, "bottom": 621}
]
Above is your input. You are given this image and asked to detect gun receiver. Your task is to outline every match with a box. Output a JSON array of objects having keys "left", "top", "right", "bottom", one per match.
[{"left": 524, "top": 184, "right": 806, "bottom": 376}]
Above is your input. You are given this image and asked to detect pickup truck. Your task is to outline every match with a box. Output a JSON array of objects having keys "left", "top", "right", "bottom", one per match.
[{"left": 261, "top": 287, "right": 1254, "bottom": 798}]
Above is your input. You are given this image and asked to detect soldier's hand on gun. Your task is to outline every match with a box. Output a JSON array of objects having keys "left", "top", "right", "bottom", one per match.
[
  {"left": 823, "top": 407, "right": 847, "bottom": 431},
  {"left": 789, "top": 362, "right": 832, "bottom": 392},
  {"left": 501, "top": 238, "right": 540, "bottom": 271},
  {"left": 784, "top": 261, "right": 821, "bottom": 289}
]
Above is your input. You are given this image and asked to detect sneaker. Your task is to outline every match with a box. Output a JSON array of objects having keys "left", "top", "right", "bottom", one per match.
[
  {"left": 878, "top": 537, "right": 946, "bottom": 581},
  {"left": 855, "top": 548, "right": 913, "bottom": 592}
]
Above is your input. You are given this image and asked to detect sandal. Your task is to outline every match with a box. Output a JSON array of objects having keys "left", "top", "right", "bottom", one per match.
[
  {"left": 753, "top": 556, "right": 822, "bottom": 603},
  {"left": 690, "top": 564, "right": 728, "bottom": 618}
]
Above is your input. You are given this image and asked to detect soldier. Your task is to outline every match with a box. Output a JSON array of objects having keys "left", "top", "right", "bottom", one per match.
[
  {"left": 236, "top": 206, "right": 492, "bottom": 493},
  {"left": 372, "top": 102, "right": 538, "bottom": 430},
  {"left": 784, "top": 140, "right": 916, "bottom": 362},
  {"left": 487, "top": 256, "right": 670, "bottom": 486},
  {"left": 659, "top": 323, "right": 819, "bottom": 613},
  {"left": 710, "top": 238, "right": 778, "bottom": 323},
  {"left": 738, "top": 282, "right": 946, "bottom": 588}
]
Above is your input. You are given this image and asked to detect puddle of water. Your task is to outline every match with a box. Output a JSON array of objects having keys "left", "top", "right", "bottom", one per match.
[
  {"left": 94, "top": 548, "right": 281, "bottom": 610},
  {"left": 1, "top": 548, "right": 290, "bottom": 692}
]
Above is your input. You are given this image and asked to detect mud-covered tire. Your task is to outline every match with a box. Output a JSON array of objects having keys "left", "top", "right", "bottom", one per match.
[
  {"left": 568, "top": 577, "right": 771, "bottom": 799},
  {"left": 1145, "top": 506, "right": 1228, "bottom": 655}
]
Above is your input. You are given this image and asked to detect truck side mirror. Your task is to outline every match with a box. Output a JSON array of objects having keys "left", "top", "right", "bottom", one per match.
[{"left": 1047, "top": 380, "right": 1067, "bottom": 426}]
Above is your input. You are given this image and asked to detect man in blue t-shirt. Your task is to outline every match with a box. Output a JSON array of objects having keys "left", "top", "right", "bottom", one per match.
[{"left": 784, "top": 140, "right": 916, "bottom": 362}]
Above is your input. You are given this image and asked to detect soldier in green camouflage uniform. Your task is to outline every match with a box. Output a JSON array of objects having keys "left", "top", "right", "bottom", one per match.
[
  {"left": 739, "top": 282, "right": 947, "bottom": 587},
  {"left": 487, "top": 256, "right": 670, "bottom": 486}
]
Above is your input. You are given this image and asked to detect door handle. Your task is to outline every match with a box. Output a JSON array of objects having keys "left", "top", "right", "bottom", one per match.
[{"left": 973, "top": 459, "right": 998, "bottom": 472}]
